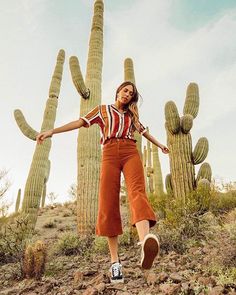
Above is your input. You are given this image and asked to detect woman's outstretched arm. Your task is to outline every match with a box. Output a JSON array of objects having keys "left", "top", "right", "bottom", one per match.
[
  {"left": 36, "top": 118, "right": 86, "bottom": 144},
  {"left": 142, "top": 130, "right": 169, "bottom": 154}
]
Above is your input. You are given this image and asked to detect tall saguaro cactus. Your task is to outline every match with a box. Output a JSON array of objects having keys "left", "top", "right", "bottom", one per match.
[
  {"left": 69, "top": 0, "right": 104, "bottom": 235},
  {"left": 124, "top": 58, "right": 142, "bottom": 156},
  {"left": 14, "top": 50, "right": 65, "bottom": 229},
  {"left": 152, "top": 143, "right": 164, "bottom": 195},
  {"left": 165, "top": 83, "right": 211, "bottom": 200},
  {"left": 15, "top": 189, "right": 21, "bottom": 213},
  {"left": 143, "top": 131, "right": 164, "bottom": 195}
]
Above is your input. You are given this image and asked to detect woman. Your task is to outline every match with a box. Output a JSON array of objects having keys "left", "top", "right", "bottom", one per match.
[{"left": 37, "top": 81, "right": 169, "bottom": 284}]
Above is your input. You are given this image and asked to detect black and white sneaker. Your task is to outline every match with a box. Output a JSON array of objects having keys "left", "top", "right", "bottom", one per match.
[{"left": 110, "top": 262, "right": 124, "bottom": 284}]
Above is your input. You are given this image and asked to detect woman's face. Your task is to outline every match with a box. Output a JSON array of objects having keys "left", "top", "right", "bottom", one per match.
[{"left": 116, "top": 84, "right": 134, "bottom": 105}]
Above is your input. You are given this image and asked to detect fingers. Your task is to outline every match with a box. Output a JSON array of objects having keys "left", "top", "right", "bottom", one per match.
[
  {"left": 162, "top": 146, "right": 169, "bottom": 154},
  {"left": 36, "top": 133, "right": 47, "bottom": 144}
]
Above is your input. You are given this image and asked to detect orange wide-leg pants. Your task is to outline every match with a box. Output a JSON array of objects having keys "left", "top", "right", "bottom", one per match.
[{"left": 96, "top": 138, "right": 157, "bottom": 237}]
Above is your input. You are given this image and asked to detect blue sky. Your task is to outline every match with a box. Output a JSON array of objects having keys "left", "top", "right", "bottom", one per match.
[
  {"left": 171, "top": 0, "right": 236, "bottom": 30},
  {"left": 0, "top": 0, "right": 236, "bottom": 209}
]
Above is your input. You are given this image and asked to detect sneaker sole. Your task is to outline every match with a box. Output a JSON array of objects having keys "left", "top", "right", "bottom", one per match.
[
  {"left": 110, "top": 278, "right": 124, "bottom": 284},
  {"left": 141, "top": 236, "right": 160, "bottom": 269}
]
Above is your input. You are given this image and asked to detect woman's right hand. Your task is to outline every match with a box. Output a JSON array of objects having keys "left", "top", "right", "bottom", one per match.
[{"left": 36, "top": 130, "right": 53, "bottom": 144}]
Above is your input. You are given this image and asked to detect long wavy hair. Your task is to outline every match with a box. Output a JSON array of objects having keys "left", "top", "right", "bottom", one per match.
[{"left": 115, "top": 81, "right": 141, "bottom": 130}]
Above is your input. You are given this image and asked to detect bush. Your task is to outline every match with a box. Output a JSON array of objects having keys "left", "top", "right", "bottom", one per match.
[
  {"left": 0, "top": 216, "right": 32, "bottom": 265},
  {"left": 53, "top": 231, "right": 82, "bottom": 256},
  {"left": 210, "top": 191, "right": 236, "bottom": 214},
  {"left": 152, "top": 190, "right": 216, "bottom": 254},
  {"left": 52, "top": 232, "right": 94, "bottom": 256},
  {"left": 93, "top": 236, "right": 108, "bottom": 254},
  {"left": 43, "top": 220, "right": 57, "bottom": 228}
]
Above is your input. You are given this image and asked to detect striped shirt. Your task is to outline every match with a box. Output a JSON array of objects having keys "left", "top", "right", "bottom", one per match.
[{"left": 80, "top": 104, "right": 147, "bottom": 145}]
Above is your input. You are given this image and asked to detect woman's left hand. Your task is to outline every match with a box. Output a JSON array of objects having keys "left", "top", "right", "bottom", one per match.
[{"left": 160, "top": 145, "right": 169, "bottom": 154}]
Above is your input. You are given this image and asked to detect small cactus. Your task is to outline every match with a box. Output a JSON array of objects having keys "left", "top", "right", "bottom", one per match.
[
  {"left": 22, "top": 240, "right": 46, "bottom": 280},
  {"left": 32, "top": 240, "right": 46, "bottom": 280},
  {"left": 23, "top": 245, "right": 34, "bottom": 278}
]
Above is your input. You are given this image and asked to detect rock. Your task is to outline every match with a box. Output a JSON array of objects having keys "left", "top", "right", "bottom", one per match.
[
  {"left": 170, "top": 273, "right": 183, "bottom": 283},
  {"left": 87, "top": 273, "right": 106, "bottom": 285},
  {"left": 167, "top": 262, "right": 176, "bottom": 269},
  {"left": 4, "top": 274, "right": 12, "bottom": 280},
  {"left": 83, "top": 270, "right": 97, "bottom": 276},
  {"left": 157, "top": 272, "right": 168, "bottom": 283},
  {"left": 159, "top": 283, "right": 181, "bottom": 294},
  {"left": 181, "top": 282, "right": 191, "bottom": 292},
  {"left": 146, "top": 272, "right": 157, "bottom": 285},
  {"left": 198, "top": 276, "right": 216, "bottom": 287},
  {"left": 208, "top": 286, "right": 225, "bottom": 295},
  {"left": 82, "top": 286, "right": 98, "bottom": 295},
  {"left": 95, "top": 282, "right": 106, "bottom": 293},
  {"left": 74, "top": 271, "right": 84, "bottom": 284},
  {"left": 0, "top": 288, "right": 20, "bottom": 295}
]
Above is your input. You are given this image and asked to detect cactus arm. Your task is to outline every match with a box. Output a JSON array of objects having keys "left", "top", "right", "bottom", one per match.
[
  {"left": 165, "top": 101, "right": 180, "bottom": 134},
  {"left": 49, "top": 49, "right": 65, "bottom": 99},
  {"left": 69, "top": 56, "right": 90, "bottom": 99},
  {"left": 14, "top": 109, "right": 38, "bottom": 140},
  {"left": 181, "top": 114, "right": 193, "bottom": 134},
  {"left": 183, "top": 83, "right": 199, "bottom": 118},
  {"left": 192, "top": 137, "right": 209, "bottom": 165},
  {"left": 196, "top": 162, "right": 212, "bottom": 184}
]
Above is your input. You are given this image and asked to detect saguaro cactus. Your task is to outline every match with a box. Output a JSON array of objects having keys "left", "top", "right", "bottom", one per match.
[
  {"left": 165, "top": 83, "right": 211, "bottom": 200},
  {"left": 14, "top": 50, "right": 65, "bottom": 229},
  {"left": 143, "top": 131, "right": 164, "bottom": 195},
  {"left": 124, "top": 58, "right": 142, "bottom": 156},
  {"left": 152, "top": 143, "right": 164, "bottom": 196},
  {"left": 15, "top": 188, "right": 21, "bottom": 213},
  {"left": 69, "top": 0, "right": 104, "bottom": 234}
]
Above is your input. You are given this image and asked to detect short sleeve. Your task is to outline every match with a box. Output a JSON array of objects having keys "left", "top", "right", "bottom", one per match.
[
  {"left": 136, "top": 120, "right": 148, "bottom": 135},
  {"left": 80, "top": 105, "right": 101, "bottom": 128}
]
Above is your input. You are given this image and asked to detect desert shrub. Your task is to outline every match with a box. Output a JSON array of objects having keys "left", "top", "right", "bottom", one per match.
[
  {"left": 52, "top": 231, "right": 94, "bottom": 256},
  {"left": 148, "top": 193, "right": 170, "bottom": 219},
  {"left": 119, "top": 227, "right": 133, "bottom": 247},
  {"left": 93, "top": 236, "right": 108, "bottom": 254},
  {"left": 153, "top": 190, "right": 216, "bottom": 254},
  {"left": 53, "top": 231, "right": 82, "bottom": 256},
  {"left": 210, "top": 191, "right": 236, "bottom": 214},
  {"left": 43, "top": 220, "right": 57, "bottom": 228},
  {"left": 0, "top": 216, "right": 32, "bottom": 265}
]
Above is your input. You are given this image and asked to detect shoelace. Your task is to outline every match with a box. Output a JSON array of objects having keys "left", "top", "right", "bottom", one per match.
[{"left": 112, "top": 263, "right": 121, "bottom": 277}]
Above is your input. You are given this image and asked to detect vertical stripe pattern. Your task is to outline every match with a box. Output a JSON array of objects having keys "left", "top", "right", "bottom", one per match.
[{"left": 80, "top": 104, "right": 147, "bottom": 144}]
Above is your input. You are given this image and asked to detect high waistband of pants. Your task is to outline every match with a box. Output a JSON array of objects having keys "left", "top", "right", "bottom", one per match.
[{"left": 103, "top": 138, "right": 137, "bottom": 145}]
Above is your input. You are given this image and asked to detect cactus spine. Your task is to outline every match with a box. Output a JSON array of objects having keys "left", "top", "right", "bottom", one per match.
[
  {"left": 15, "top": 188, "right": 21, "bottom": 213},
  {"left": 14, "top": 50, "right": 65, "bottom": 229},
  {"left": 69, "top": 0, "right": 104, "bottom": 234},
  {"left": 165, "top": 83, "right": 211, "bottom": 199}
]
